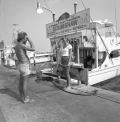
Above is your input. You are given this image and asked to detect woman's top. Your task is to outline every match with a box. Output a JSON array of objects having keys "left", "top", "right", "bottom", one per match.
[{"left": 61, "top": 44, "right": 72, "bottom": 56}]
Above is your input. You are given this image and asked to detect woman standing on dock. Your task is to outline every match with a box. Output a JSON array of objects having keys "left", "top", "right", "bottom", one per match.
[{"left": 60, "top": 36, "right": 72, "bottom": 90}]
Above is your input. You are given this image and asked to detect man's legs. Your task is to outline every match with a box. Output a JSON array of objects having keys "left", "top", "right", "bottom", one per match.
[
  {"left": 18, "top": 74, "right": 29, "bottom": 101},
  {"left": 18, "top": 62, "right": 32, "bottom": 103},
  {"left": 18, "top": 74, "right": 23, "bottom": 99},
  {"left": 22, "top": 75, "right": 29, "bottom": 100}
]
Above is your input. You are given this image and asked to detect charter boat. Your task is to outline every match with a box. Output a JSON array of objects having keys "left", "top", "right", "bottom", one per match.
[
  {"left": 45, "top": 8, "right": 120, "bottom": 85},
  {"left": 81, "top": 19, "right": 120, "bottom": 85}
]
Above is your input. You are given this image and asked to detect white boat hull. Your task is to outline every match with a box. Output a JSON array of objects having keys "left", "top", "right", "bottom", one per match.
[
  {"left": 88, "top": 65, "right": 120, "bottom": 85},
  {"left": 30, "top": 56, "right": 50, "bottom": 64}
]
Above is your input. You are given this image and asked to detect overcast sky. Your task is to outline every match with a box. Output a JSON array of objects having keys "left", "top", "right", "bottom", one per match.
[{"left": 0, "top": 0, "right": 120, "bottom": 51}]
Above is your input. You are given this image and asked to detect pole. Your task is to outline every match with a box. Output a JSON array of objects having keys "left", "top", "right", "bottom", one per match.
[
  {"left": 53, "top": 13, "right": 55, "bottom": 22},
  {"left": 115, "top": 0, "right": 117, "bottom": 34},
  {"left": 74, "top": 2, "right": 77, "bottom": 14},
  {"left": 0, "top": 0, "right": 1, "bottom": 19},
  {"left": 74, "top": 2, "right": 80, "bottom": 64},
  {"left": 38, "top": 5, "right": 56, "bottom": 22}
]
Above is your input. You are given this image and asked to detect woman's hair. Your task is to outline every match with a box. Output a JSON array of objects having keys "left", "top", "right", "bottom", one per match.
[
  {"left": 60, "top": 35, "right": 68, "bottom": 41},
  {"left": 60, "top": 37, "right": 64, "bottom": 41},
  {"left": 17, "top": 31, "right": 27, "bottom": 42}
]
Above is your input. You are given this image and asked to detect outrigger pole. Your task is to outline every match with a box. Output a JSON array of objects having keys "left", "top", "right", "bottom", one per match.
[
  {"left": 115, "top": 0, "right": 117, "bottom": 34},
  {"left": 80, "top": 0, "right": 114, "bottom": 65}
]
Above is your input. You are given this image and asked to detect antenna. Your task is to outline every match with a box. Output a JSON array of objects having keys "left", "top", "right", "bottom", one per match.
[
  {"left": 101, "top": 5, "right": 104, "bottom": 21},
  {"left": 0, "top": 0, "right": 1, "bottom": 19},
  {"left": 115, "top": 0, "right": 117, "bottom": 34}
]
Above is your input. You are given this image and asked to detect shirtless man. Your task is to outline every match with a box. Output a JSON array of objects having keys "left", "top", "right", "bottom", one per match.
[{"left": 15, "top": 31, "right": 35, "bottom": 103}]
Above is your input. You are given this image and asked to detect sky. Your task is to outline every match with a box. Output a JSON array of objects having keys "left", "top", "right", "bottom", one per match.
[{"left": 0, "top": 0, "right": 120, "bottom": 52}]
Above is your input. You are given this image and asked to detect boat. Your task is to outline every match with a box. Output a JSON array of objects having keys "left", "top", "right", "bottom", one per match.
[
  {"left": 44, "top": 8, "right": 120, "bottom": 85},
  {"left": 28, "top": 51, "right": 52, "bottom": 64},
  {"left": 81, "top": 19, "right": 120, "bottom": 85},
  {"left": 3, "top": 48, "right": 52, "bottom": 66}
]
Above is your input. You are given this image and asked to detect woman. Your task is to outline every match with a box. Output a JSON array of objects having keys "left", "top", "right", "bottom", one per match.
[{"left": 59, "top": 36, "right": 72, "bottom": 90}]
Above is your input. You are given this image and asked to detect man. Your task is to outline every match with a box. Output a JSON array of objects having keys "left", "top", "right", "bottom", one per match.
[{"left": 15, "top": 31, "right": 35, "bottom": 103}]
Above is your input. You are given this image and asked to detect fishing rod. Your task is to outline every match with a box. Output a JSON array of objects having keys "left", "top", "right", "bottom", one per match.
[
  {"left": 115, "top": 0, "right": 118, "bottom": 34},
  {"left": 80, "top": 0, "right": 114, "bottom": 65}
]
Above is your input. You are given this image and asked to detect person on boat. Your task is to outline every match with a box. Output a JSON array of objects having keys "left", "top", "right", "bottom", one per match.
[
  {"left": 92, "top": 50, "right": 95, "bottom": 68},
  {"left": 15, "top": 31, "right": 35, "bottom": 103},
  {"left": 1, "top": 51, "right": 5, "bottom": 65},
  {"left": 59, "top": 36, "right": 72, "bottom": 90}
]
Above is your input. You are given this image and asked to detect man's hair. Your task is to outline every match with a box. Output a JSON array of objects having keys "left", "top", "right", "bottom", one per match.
[{"left": 17, "top": 31, "right": 27, "bottom": 42}]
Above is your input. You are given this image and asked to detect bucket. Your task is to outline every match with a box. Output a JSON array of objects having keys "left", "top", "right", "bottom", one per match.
[{"left": 36, "top": 70, "right": 42, "bottom": 79}]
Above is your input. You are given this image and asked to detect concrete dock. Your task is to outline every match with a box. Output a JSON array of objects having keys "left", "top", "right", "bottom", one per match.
[{"left": 0, "top": 65, "right": 120, "bottom": 122}]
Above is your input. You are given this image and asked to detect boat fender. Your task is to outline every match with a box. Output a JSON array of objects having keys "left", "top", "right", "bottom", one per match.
[{"left": 110, "top": 39, "right": 115, "bottom": 45}]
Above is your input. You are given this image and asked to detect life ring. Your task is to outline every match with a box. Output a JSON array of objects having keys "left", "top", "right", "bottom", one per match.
[{"left": 110, "top": 39, "right": 115, "bottom": 45}]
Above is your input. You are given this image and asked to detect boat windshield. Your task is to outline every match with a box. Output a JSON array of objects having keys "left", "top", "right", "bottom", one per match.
[
  {"left": 98, "top": 25, "right": 116, "bottom": 37},
  {"left": 88, "top": 22, "right": 116, "bottom": 38},
  {"left": 83, "top": 22, "right": 116, "bottom": 40}
]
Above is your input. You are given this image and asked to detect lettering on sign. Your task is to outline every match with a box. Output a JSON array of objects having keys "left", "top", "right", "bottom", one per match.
[{"left": 46, "top": 8, "right": 90, "bottom": 38}]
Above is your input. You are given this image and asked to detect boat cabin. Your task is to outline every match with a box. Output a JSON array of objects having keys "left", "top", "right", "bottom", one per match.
[{"left": 79, "top": 19, "right": 119, "bottom": 70}]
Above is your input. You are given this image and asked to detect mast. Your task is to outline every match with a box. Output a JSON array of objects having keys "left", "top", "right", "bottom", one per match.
[
  {"left": 0, "top": 0, "right": 1, "bottom": 19},
  {"left": 115, "top": 0, "right": 117, "bottom": 34}
]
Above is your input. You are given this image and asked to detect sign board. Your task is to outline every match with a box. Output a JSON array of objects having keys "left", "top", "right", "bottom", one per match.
[{"left": 46, "top": 8, "right": 90, "bottom": 38}]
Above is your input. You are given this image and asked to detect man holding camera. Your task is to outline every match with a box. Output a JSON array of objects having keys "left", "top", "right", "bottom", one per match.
[{"left": 15, "top": 31, "right": 35, "bottom": 103}]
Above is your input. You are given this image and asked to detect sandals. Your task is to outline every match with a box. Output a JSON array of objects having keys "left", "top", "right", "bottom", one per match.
[
  {"left": 63, "top": 86, "right": 71, "bottom": 90},
  {"left": 22, "top": 98, "right": 34, "bottom": 103},
  {"left": 19, "top": 96, "right": 34, "bottom": 103}
]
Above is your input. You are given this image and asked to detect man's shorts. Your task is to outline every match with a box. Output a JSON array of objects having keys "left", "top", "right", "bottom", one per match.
[{"left": 18, "top": 62, "right": 31, "bottom": 76}]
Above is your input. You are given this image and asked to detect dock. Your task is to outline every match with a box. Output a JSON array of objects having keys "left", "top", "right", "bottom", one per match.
[{"left": 0, "top": 65, "right": 120, "bottom": 122}]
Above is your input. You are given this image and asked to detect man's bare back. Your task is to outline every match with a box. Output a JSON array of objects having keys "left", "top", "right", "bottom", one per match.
[{"left": 15, "top": 43, "right": 29, "bottom": 63}]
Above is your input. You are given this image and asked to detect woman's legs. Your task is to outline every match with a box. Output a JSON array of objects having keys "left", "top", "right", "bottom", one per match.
[
  {"left": 64, "top": 65, "right": 71, "bottom": 88},
  {"left": 61, "top": 56, "right": 71, "bottom": 88}
]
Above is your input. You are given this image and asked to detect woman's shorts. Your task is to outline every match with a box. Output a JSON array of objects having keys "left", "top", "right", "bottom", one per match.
[
  {"left": 18, "top": 62, "right": 31, "bottom": 76},
  {"left": 61, "top": 56, "right": 69, "bottom": 66}
]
